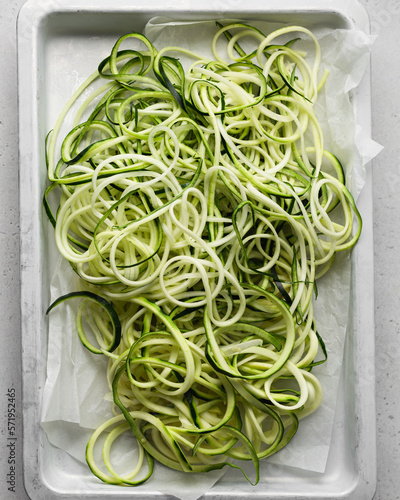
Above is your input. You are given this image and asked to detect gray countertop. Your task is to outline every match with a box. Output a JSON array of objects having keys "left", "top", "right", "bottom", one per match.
[{"left": 0, "top": 1, "right": 398, "bottom": 498}]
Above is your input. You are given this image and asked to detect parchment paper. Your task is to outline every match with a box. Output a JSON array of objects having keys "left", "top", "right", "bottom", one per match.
[{"left": 41, "top": 18, "right": 382, "bottom": 499}]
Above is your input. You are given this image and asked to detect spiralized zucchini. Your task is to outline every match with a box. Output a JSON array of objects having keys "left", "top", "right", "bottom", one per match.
[{"left": 45, "top": 22, "right": 361, "bottom": 485}]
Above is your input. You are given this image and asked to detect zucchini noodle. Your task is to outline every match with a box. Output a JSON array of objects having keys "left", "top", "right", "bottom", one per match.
[{"left": 45, "top": 22, "right": 361, "bottom": 486}]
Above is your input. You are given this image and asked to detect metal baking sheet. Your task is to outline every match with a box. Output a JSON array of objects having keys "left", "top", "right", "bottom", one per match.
[{"left": 17, "top": 0, "right": 376, "bottom": 498}]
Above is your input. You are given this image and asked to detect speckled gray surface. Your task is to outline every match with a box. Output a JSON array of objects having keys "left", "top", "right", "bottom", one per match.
[
  {"left": 0, "top": 1, "right": 398, "bottom": 499},
  {"left": 366, "top": 1, "right": 400, "bottom": 498}
]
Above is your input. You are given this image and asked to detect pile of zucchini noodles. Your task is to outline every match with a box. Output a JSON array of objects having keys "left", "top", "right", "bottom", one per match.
[{"left": 45, "top": 22, "right": 362, "bottom": 486}]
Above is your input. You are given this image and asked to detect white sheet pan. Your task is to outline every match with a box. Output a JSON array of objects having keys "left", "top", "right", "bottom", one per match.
[{"left": 17, "top": 0, "right": 376, "bottom": 498}]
